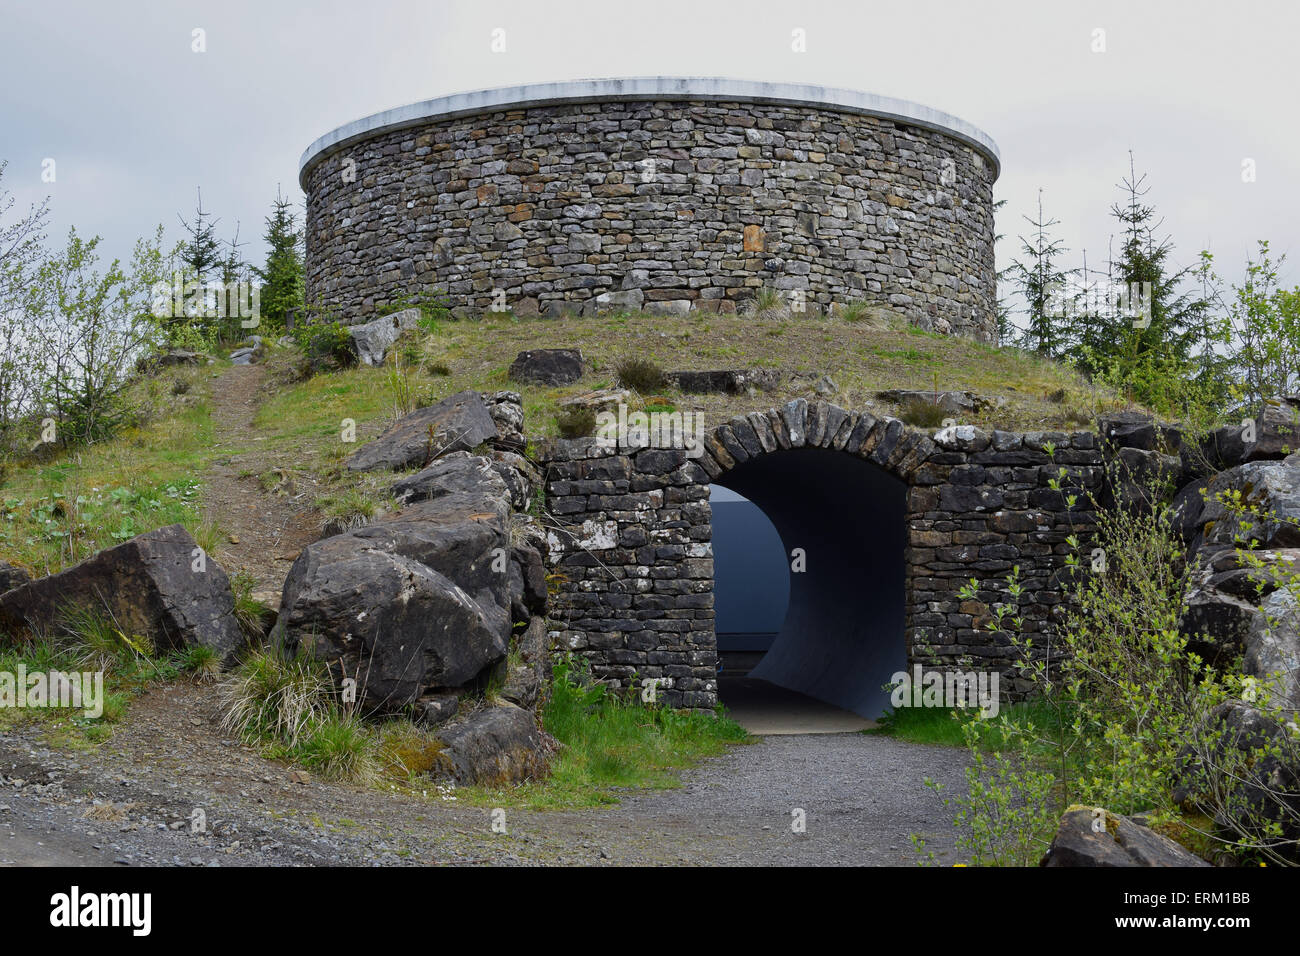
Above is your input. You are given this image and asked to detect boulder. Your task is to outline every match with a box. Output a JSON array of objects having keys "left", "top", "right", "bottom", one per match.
[
  {"left": 433, "top": 702, "right": 550, "bottom": 785},
  {"left": 391, "top": 453, "right": 508, "bottom": 506},
  {"left": 1199, "top": 460, "right": 1300, "bottom": 549},
  {"left": 1040, "top": 806, "right": 1209, "bottom": 867},
  {"left": 1098, "top": 410, "right": 1182, "bottom": 453},
  {"left": 1172, "top": 701, "right": 1300, "bottom": 861},
  {"left": 274, "top": 548, "right": 507, "bottom": 711},
  {"left": 508, "top": 348, "right": 584, "bottom": 386},
  {"left": 0, "top": 524, "right": 243, "bottom": 663},
  {"left": 488, "top": 450, "right": 540, "bottom": 511},
  {"left": 413, "top": 692, "right": 460, "bottom": 727},
  {"left": 1170, "top": 478, "right": 1209, "bottom": 544},
  {"left": 500, "top": 616, "right": 551, "bottom": 710},
  {"left": 878, "top": 389, "right": 987, "bottom": 415},
  {"left": 508, "top": 544, "right": 548, "bottom": 623},
  {"left": 271, "top": 492, "right": 514, "bottom": 709},
  {"left": 1105, "top": 446, "right": 1182, "bottom": 510},
  {"left": 155, "top": 349, "right": 201, "bottom": 368},
  {"left": 1180, "top": 579, "right": 1259, "bottom": 666},
  {"left": 557, "top": 387, "right": 630, "bottom": 413},
  {"left": 229, "top": 338, "right": 266, "bottom": 366},
  {"left": 582, "top": 289, "right": 644, "bottom": 315},
  {"left": 667, "top": 369, "right": 782, "bottom": 395},
  {"left": 349, "top": 308, "right": 421, "bottom": 367},
  {"left": 1244, "top": 587, "right": 1300, "bottom": 709},
  {"left": 482, "top": 390, "right": 526, "bottom": 453},
  {"left": 1245, "top": 396, "right": 1300, "bottom": 462},
  {"left": 346, "top": 389, "right": 498, "bottom": 472},
  {"left": 0, "top": 560, "right": 31, "bottom": 594}
]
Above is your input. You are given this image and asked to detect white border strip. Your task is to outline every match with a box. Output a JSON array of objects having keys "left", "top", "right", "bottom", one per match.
[{"left": 298, "top": 76, "right": 1001, "bottom": 186}]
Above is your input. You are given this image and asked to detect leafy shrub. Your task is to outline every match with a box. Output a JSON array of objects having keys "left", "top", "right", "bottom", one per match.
[
  {"left": 290, "top": 320, "right": 356, "bottom": 372},
  {"left": 931, "top": 455, "right": 1300, "bottom": 866}
]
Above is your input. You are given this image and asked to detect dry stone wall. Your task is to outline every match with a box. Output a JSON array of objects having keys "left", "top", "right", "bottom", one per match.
[
  {"left": 301, "top": 84, "right": 999, "bottom": 339},
  {"left": 539, "top": 402, "right": 1104, "bottom": 709}
]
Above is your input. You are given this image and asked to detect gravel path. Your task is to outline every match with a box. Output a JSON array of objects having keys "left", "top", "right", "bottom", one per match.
[
  {"left": 595, "top": 733, "right": 969, "bottom": 865},
  {"left": 0, "top": 682, "right": 967, "bottom": 867}
]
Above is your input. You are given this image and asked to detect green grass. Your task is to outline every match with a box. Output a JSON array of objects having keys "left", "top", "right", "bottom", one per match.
[
  {"left": 870, "top": 699, "right": 1077, "bottom": 749},
  {"left": 460, "top": 658, "right": 751, "bottom": 810},
  {"left": 0, "top": 367, "right": 218, "bottom": 576},
  {"left": 0, "top": 604, "right": 220, "bottom": 747}
]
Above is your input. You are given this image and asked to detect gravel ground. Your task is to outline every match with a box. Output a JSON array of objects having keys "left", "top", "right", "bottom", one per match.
[{"left": 0, "top": 682, "right": 968, "bottom": 867}]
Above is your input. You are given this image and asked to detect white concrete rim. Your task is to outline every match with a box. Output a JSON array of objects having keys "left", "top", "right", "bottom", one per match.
[{"left": 298, "top": 76, "right": 1001, "bottom": 186}]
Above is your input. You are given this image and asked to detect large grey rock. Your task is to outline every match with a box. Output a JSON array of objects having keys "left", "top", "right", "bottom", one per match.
[
  {"left": 1040, "top": 807, "right": 1209, "bottom": 867},
  {"left": 481, "top": 391, "right": 526, "bottom": 453},
  {"left": 0, "top": 524, "right": 243, "bottom": 663},
  {"left": 667, "top": 369, "right": 782, "bottom": 395},
  {"left": 501, "top": 616, "right": 551, "bottom": 710},
  {"left": 346, "top": 390, "right": 498, "bottom": 472},
  {"left": 1245, "top": 396, "right": 1300, "bottom": 462},
  {"left": 1098, "top": 410, "right": 1182, "bottom": 453},
  {"left": 349, "top": 307, "right": 421, "bottom": 366},
  {"left": 1170, "top": 478, "right": 1209, "bottom": 544},
  {"left": 1200, "top": 459, "right": 1300, "bottom": 549},
  {"left": 1181, "top": 579, "right": 1260, "bottom": 666},
  {"left": 433, "top": 702, "right": 549, "bottom": 785},
  {"left": 391, "top": 453, "right": 508, "bottom": 506},
  {"left": 1245, "top": 587, "right": 1300, "bottom": 709},
  {"left": 582, "top": 289, "right": 643, "bottom": 315},
  {"left": 1173, "top": 701, "right": 1300, "bottom": 861},
  {"left": 272, "top": 491, "right": 514, "bottom": 708},
  {"left": 276, "top": 548, "right": 506, "bottom": 710},
  {"left": 508, "top": 348, "right": 584, "bottom": 386},
  {"left": 0, "top": 560, "right": 31, "bottom": 594},
  {"left": 877, "top": 389, "right": 987, "bottom": 415}
]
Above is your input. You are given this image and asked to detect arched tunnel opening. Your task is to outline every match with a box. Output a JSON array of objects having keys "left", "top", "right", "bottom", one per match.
[{"left": 711, "top": 447, "right": 907, "bottom": 727}]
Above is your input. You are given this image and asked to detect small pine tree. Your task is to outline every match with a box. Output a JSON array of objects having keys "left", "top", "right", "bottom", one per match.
[
  {"left": 1010, "top": 189, "right": 1071, "bottom": 356},
  {"left": 253, "top": 189, "right": 304, "bottom": 332},
  {"left": 177, "top": 187, "right": 221, "bottom": 284},
  {"left": 1082, "top": 153, "right": 1208, "bottom": 409}
]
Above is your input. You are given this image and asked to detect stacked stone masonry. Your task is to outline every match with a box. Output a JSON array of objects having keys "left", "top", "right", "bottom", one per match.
[
  {"left": 539, "top": 401, "right": 1104, "bottom": 710},
  {"left": 301, "top": 86, "right": 999, "bottom": 339}
]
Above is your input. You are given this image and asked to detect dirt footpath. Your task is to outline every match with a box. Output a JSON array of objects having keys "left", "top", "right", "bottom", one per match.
[
  {"left": 201, "top": 363, "right": 321, "bottom": 594},
  {"left": 0, "top": 683, "right": 967, "bottom": 867}
]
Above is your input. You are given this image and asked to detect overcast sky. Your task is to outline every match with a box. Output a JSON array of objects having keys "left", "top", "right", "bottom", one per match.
[{"left": 3, "top": 0, "right": 1298, "bottom": 302}]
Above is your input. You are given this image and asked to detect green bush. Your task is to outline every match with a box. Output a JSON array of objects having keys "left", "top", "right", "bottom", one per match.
[
  {"left": 555, "top": 405, "right": 597, "bottom": 438},
  {"left": 615, "top": 356, "right": 666, "bottom": 393},
  {"left": 930, "top": 454, "right": 1300, "bottom": 866},
  {"left": 290, "top": 321, "right": 356, "bottom": 372}
]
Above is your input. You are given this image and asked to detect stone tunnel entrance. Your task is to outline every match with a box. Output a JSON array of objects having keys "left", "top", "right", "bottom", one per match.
[
  {"left": 711, "top": 447, "right": 907, "bottom": 724},
  {"left": 542, "top": 400, "right": 1098, "bottom": 721}
]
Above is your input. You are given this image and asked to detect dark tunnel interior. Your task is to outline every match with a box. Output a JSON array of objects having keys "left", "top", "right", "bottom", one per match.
[{"left": 712, "top": 447, "right": 907, "bottom": 719}]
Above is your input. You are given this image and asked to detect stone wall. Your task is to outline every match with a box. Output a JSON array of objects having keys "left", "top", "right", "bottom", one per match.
[
  {"left": 539, "top": 402, "right": 1103, "bottom": 709},
  {"left": 302, "top": 97, "right": 998, "bottom": 339}
]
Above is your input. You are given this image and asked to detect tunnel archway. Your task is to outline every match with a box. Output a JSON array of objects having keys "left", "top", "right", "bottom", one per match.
[{"left": 710, "top": 445, "right": 908, "bottom": 720}]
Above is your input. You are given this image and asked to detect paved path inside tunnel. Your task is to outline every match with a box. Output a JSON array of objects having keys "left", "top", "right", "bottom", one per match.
[{"left": 719, "top": 676, "right": 876, "bottom": 734}]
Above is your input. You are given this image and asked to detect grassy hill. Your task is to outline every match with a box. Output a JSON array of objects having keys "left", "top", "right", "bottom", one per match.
[{"left": 1, "top": 310, "right": 1135, "bottom": 582}]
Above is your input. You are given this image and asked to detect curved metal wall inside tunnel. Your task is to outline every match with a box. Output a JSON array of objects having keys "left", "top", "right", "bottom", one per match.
[{"left": 711, "top": 447, "right": 908, "bottom": 719}]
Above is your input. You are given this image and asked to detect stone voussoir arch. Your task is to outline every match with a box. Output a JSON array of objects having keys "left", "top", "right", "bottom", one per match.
[{"left": 692, "top": 398, "right": 936, "bottom": 484}]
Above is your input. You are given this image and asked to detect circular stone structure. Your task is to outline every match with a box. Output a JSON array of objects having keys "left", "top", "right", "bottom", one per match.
[{"left": 300, "top": 77, "right": 1001, "bottom": 339}]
